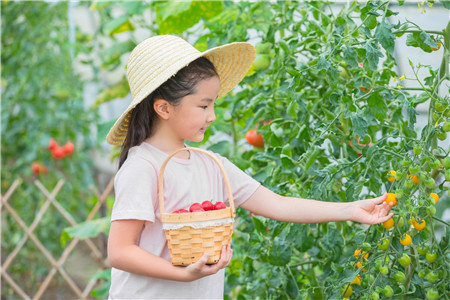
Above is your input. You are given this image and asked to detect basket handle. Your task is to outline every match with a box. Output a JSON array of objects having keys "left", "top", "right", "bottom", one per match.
[{"left": 157, "top": 147, "right": 235, "bottom": 217}]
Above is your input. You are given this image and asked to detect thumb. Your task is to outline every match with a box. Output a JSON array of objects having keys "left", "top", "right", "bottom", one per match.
[{"left": 196, "top": 253, "right": 209, "bottom": 265}]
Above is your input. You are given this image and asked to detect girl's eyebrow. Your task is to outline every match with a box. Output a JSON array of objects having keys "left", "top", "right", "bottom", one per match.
[{"left": 200, "top": 97, "right": 217, "bottom": 102}]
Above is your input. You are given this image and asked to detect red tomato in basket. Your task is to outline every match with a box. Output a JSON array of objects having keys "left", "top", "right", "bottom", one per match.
[
  {"left": 172, "top": 209, "right": 189, "bottom": 214},
  {"left": 189, "top": 203, "right": 205, "bottom": 212},
  {"left": 201, "top": 201, "right": 214, "bottom": 211},
  {"left": 214, "top": 202, "right": 226, "bottom": 210}
]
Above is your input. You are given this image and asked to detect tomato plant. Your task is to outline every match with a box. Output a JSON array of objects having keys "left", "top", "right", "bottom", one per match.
[{"left": 63, "top": 1, "right": 450, "bottom": 299}]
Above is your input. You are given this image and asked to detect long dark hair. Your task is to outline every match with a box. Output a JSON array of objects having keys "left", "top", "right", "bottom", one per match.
[{"left": 118, "top": 57, "right": 218, "bottom": 169}]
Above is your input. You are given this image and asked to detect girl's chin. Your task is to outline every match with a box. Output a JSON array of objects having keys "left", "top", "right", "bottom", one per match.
[{"left": 187, "top": 134, "right": 205, "bottom": 143}]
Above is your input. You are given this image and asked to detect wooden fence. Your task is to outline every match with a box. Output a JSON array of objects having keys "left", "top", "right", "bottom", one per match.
[{"left": 1, "top": 178, "right": 114, "bottom": 299}]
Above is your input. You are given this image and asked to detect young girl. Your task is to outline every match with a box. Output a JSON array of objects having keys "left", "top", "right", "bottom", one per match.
[{"left": 106, "top": 35, "right": 393, "bottom": 299}]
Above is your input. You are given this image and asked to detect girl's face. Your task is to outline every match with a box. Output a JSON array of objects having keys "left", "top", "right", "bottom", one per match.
[{"left": 169, "top": 76, "right": 220, "bottom": 143}]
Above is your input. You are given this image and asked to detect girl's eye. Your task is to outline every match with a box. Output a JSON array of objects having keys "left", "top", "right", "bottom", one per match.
[{"left": 200, "top": 106, "right": 208, "bottom": 109}]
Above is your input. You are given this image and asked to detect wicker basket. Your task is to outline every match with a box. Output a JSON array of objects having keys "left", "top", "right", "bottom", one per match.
[{"left": 158, "top": 147, "right": 235, "bottom": 266}]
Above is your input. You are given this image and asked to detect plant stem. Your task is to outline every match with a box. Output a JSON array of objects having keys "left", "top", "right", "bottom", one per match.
[{"left": 394, "top": 30, "right": 444, "bottom": 36}]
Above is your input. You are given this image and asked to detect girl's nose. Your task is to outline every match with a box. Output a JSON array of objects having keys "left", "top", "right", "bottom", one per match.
[{"left": 208, "top": 109, "right": 216, "bottom": 123}]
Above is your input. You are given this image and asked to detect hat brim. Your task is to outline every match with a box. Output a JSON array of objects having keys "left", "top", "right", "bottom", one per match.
[{"left": 106, "top": 42, "right": 256, "bottom": 146}]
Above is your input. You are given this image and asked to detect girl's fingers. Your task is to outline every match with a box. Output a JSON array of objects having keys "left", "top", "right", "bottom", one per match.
[
  {"left": 378, "top": 212, "right": 394, "bottom": 223},
  {"left": 373, "top": 193, "right": 388, "bottom": 205}
]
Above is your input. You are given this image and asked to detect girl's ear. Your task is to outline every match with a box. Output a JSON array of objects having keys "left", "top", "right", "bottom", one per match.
[{"left": 153, "top": 99, "right": 171, "bottom": 120}]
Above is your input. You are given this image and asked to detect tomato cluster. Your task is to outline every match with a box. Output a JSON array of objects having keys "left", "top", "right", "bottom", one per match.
[
  {"left": 172, "top": 201, "right": 226, "bottom": 214},
  {"left": 342, "top": 144, "right": 449, "bottom": 299},
  {"left": 48, "top": 138, "right": 74, "bottom": 159}
]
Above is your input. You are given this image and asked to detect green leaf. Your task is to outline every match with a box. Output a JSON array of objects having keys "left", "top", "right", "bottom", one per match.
[
  {"left": 406, "top": 32, "right": 433, "bottom": 53},
  {"left": 101, "top": 40, "right": 136, "bottom": 68},
  {"left": 269, "top": 240, "right": 292, "bottom": 266},
  {"left": 343, "top": 46, "right": 359, "bottom": 68},
  {"left": 252, "top": 216, "right": 267, "bottom": 234},
  {"left": 360, "top": 4, "right": 378, "bottom": 30},
  {"left": 121, "top": 2, "right": 146, "bottom": 15},
  {"left": 97, "top": 119, "right": 116, "bottom": 144},
  {"left": 207, "top": 140, "right": 230, "bottom": 156},
  {"left": 351, "top": 111, "right": 368, "bottom": 137},
  {"left": 94, "top": 77, "right": 130, "bottom": 108},
  {"left": 363, "top": 41, "right": 383, "bottom": 70},
  {"left": 420, "top": 31, "right": 439, "bottom": 49},
  {"left": 375, "top": 21, "right": 395, "bottom": 55},
  {"left": 155, "top": 1, "right": 224, "bottom": 34},
  {"left": 440, "top": 0, "right": 450, "bottom": 9},
  {"left": 61, "top": 217, "right": 110, "bottom": 247},
  {"left": 104, "top": 15, "right": 135, "bottom": 36},
  {"left": 367, "top": 92, "right": 387, "bottom": 121},
  {"left": 317, "top": 54, "right": 331, "bottom": 71}
]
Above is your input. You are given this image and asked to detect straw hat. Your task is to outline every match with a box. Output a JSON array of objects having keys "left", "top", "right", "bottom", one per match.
[{"left": 106, "top": 35, "right": 256, "bottom": 145}]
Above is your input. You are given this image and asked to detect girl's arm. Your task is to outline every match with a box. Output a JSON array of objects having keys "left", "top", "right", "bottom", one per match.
[
  {"left": 107, "top": 219, "right": 232, "bottom": 282},
  {"left": 241, "top": 185, "right": 393, "bottom": 224}
]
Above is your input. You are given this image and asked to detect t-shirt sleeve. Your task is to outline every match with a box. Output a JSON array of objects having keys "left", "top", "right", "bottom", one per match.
[
  {"left": 111, "top": 156, "right": 158, "bottom": 223},
  {"left": 217, "top": 154, "right": 261, "bottom": 207}
]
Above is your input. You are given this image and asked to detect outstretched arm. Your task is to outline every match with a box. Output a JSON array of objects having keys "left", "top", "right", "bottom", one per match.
[{"left": 241, "top": 186, "right": 393, "bottom": 224}]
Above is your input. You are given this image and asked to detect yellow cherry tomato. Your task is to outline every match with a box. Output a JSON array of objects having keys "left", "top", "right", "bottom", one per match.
[
  {"left": 351, "top": 274, "right": 361, "bottom": 285},
  {"left": 413, "top": 218, "right": 426, "bottom": 231},
  {"left": 356, "top": 261, "right": 367, "bottom": 271},
  {"left": 383, "top": 218, "right": 394, "bottom": 229},
  {"left": 354, "top": 248, "right": 369, "bottom": 260},
  {"left": 384, "top": 193, "right": 397, "bottom": 207},
  {"left": 387, "top": 170, "right": 396, "bottom": 182},
  {"left": 430, "top": 193, "right": 439, "bottom": 204},
  {"left": 400, "top": 233, "right": 412, "bottom": 246}
]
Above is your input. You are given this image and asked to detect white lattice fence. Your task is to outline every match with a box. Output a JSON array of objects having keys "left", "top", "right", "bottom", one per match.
[{"left": 1, "top": 178, "right": 114, "bottom": 299}]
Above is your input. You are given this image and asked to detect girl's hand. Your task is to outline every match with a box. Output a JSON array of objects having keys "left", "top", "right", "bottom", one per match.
[
  {"left": 349, "top": 193, "right": 394, "bottom": 225},
  {"left": 184, "top": 244, "right": 233, "bottom": 281}
]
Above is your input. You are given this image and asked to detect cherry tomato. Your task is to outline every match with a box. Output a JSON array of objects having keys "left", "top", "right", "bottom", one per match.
[
  {"left": 394, "top": 171, "right": 404, "bottom": 181},
  {"left": 426, "top": 270, "right": 438, "bottom": 283},
  {"left": 413, "top": 217, "right": 426, "bottom": 231},
  {"left": 378, "top": 265, "right": 389, "bottom": 275},
  {"left": 404, "top": 179, "right": 414, "bottom": 189},
  {"left": 445, "top": 169, "right": 450, "bottom": 181},
  {"left": 418, "top": 269, "right": 427, "bottom": 278},
  {"left": 362, "top": 242, "right": 371, "bottom": 252},
  {"left": 429, "top": 193, "right": 439, "bottom": 204},
  {"left": 417, "top": 243, "right": 429, "bottom": 255},
  {"left": 377, "top": 238, "right": 389, "bottom": 251},
  {"left": 427, "top": 205, "right": 436, "bottom": 216},
  {"left": 395, "top": 189, "right": 404, "bottom": 199},
  {"left": 424, "top": 177, "right": 435, "bottom": 189},
  {"left": 442, "top": 156, "right": 450, "bottom": 168},
  {"left": 245, "top": 129, "right": 264, "bottom": 147},
  {"left": 354, "top": 248, "right": 369, "bottom": 260},
  {"left": 413, "top": 147, "right": 422, "bottom": 156},
  {"left": 394, "top": 271, "right": 406, "bottom": 283},
  {"left": 383, "top": 218, "right": 394, "bottom": 229},
  {"left": 426, "top": 288, "right": 439, "bottom": 300},
  {"left": 409, "top": 164, "right": 420, "bottom": 173},
  {"left": 398, "top": 253, "right": 411, "bottom": 267},
  {"left": 426, "top": 251, "right": 437, "bottom": 263},
  {"left": 400, "top": 234, "right": 412, "bottom": 246},
  {"left": 382, "top": 285, "right": 394, "bottom": 298},
  {"left": 429, "top": 159, "right": 441, "bottom": 170},
  {"left": 385, "top": 193, "right": 397, "bottom": 206},
  {"left": 341, "top": 285, "right": 352, "bottom": 297},
  {"left": 402, "top": 159, "right": 411, "bottom": 167},
  {"left": 371, "top": 292, "right": 380, "bottom": 300}
]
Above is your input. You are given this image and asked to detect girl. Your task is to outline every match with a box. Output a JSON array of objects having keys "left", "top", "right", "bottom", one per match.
[{"left": 106, "top": 35, "right": 393, "bottom": 299}]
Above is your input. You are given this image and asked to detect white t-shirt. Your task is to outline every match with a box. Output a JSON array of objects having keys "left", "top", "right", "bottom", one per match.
[{"left": 109, "top": 142, "right": 260, "bottom": 299}]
